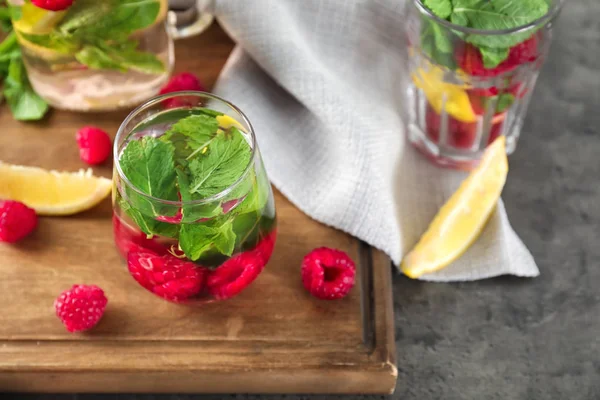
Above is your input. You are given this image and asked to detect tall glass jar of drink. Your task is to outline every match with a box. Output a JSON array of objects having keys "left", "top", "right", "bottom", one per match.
[{"left": 9, "top": 0, "right": 174, "bottom": 111}]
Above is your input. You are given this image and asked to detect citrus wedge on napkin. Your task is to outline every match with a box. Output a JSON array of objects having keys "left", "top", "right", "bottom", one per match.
[
  {"left": 0, "top": 162, "right": 111, "bottom": 216},
  {"left": 401, "top": 136, "right": 508, "bottom": 278}
]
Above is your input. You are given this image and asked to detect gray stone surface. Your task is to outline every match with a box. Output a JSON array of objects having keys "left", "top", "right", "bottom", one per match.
[{"left": 2, "top": 1, "right": 599, "bottom": 399}]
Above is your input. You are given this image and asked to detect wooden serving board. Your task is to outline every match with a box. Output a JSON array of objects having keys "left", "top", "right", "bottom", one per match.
[{"left": 0, "top": 24, "right": 397, "bottom": 394}]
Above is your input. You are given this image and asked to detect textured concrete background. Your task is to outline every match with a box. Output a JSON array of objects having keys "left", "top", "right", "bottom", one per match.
[{"left": 4, "top": 1, "right": 599, "bottom": 399}]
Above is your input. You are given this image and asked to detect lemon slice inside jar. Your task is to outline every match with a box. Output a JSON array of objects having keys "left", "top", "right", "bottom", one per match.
[
  {"left": 412, "top": 66, "right": 476, "bottom": 123},
  {"left": 12, "top": 3, "right": 68, "bottom": 60},
  {"left": 13, "top": 2, "right": 67, "bottom": 34}
]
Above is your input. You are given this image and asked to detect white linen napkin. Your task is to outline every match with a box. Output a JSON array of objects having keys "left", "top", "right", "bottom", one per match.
[{"left": 212, "top": 0, "right": 539, "bottom": 281}]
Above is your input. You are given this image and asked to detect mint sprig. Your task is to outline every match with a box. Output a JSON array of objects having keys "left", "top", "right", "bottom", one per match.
[
  {"left": 119, "top": 136, "right": 180, "bottom": 237},
  {"left": 421, "top": 0, "right": 549, "bottom": 68},
  {"left": 0, "top": 31, "right": 48, "bottom": 121},
  {"left": 17, "top": 0, "right": 166, "bottom": 74},
  {"left": 119, "top": 112, "right": 263, "bottom": 264}
]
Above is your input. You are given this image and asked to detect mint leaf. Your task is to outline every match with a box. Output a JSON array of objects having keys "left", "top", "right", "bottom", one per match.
[
  {"left": 109, "top": 46, "right": 164, "bottom": 74},
  {"left": 119, "top": 136, "right": 179, "bottom": 225},
  {"left": 176, "top": 168, "right": 221, "bottom": 222},
  {"left": 169, "top": 114, "right": 220, "bottom": 140},
  {"left": 232, "top": 212, "right": 261, "bottom": 250},
  {"left": 179, "top": 218, "right": 236, "bottom": 261},
  {"left": 4, "top": 84, "right": 48, "bottom": 121},
  {"left": 134, "top": 108, "right": 223, "bottom": 137},
  {"left": 421, "top": 20, "right": 456, "bottom": 69},
  {"left": 187, "top": 127, "right": 252, "bottom": 198},
  {"left": 8, "top": 4, "right": 21, "bottom": 22},
  {"left": 59, "top": 1, "right": 113, "bottom": 33},
  {"left": 475, "top": 93, "right": 516, "bottom": 115},
  {"left": 496, "top": 93, "right": 515, "bottom": 113},
  {"left": 455, "top": 0, "right": 548, "bottom": 49},
  {"left": 61, "top": 0, "right": 160, "bottom": 38},
  {"left": 423, "top": 0, "right": 452, "bottom": 19},
  {"left": 0, "top": 7, "right": 12, "bottom": 32},
  {"left": 232, "top": 161, "right": 272, "bottom": 216},
  {"left": 0, "top": 30, "right": 20, "bottom": 61},
  {"left": 234, "top": 176, "right": 265, "bottom": 215},
  {"left": 161, "top": 114, "right": 221, "bottom": 168},
  {"left": 19, "top": 32, "right": 79, "bottom": 54},
  {"left": 75, "top": 45, "right": 127, "bottom": 71},
  {"left": 3, "top": 55, "right": 48, "bottom": 121},
  {"left": 480, "top": 46, "right": 509, "bottom": 68},
  {"left": 449, "top": 12, "right": 468, "bottom": 27},
  {"left": 96, "top": 41, "right": 165, "bottom": 74},
  {"left": 230, "top": 174, "right": 271, "bottom": 250},
  {"left": 74, "top": 42, "right": 165, "bottom": 74}
]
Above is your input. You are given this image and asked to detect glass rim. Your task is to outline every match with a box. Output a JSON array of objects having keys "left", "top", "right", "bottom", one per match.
[
  {"left": 113, "top": 91, "right": 258, "bottom": 206},
  {"left": 413, "top": 0, "right": 564, "bottom": 36}
]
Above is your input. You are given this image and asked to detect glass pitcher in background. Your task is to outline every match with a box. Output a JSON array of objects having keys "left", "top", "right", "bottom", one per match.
[{"left": 8, "top": 0, "right": 214, "bottom": 112}]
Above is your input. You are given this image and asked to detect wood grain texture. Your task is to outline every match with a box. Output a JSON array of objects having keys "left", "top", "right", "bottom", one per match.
[{"left": 0, "top": 24, "right": 396, "bottom": 395}]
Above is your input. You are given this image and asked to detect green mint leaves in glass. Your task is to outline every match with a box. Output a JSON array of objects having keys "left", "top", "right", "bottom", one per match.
[
  {"left": 8, "top": 0, "right": 173, "bottom": 111},
  {"left": 113, "top": 92, "right": 277, "bottom": 304},
  {"left": 404, "top": 0, "right": 563, "bottom": 169}
]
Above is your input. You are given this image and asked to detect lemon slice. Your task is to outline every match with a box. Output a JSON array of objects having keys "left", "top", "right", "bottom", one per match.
[
  {"left": 13, "top": 3, "right": 67, "bottom": 34},
  {"left": 0, "top": 162, "right": 112, "bottom": 216},
  {"left": 401, "top": 136, "right": 508, "bottom": 278},
  {"left": 15, "top": 30, "right": 67, "bottom": 61},
  {"left": 412, "top": 66, "right": 476, "bottom": 123}
]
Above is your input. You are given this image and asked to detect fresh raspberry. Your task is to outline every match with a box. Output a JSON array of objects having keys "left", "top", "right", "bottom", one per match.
[
  {"left": 456, "top": 44, "right": 511, "bottom": 77},
  {"left": 507, "top": 36, "right": 539, "bottom": 65},
  {"left": 0, "top": 201, "right": 37, "bottom": 243},
  {"left": 456, "top": 37, "right": 538, "bottom": 78},
  {"left": 301, "top": 247, "right": 356, "bottom": 300},
  {"left": 487, "top": 118, "right": 505, "bottom": 145},
  {"left": 54, "top": 285, "right": 107, "bottom": 333},
  {"left": 31, "top": 0, "right": 73, "bottom": 11},
  {"left": 76, "top": 126, "right": 112, "bottom": 165},
  {"left": 113, "top": 214, "right": 170, "bottom": 258},
  {"left": 509, "top": 83, "right": 528, "bottom": 99},
  {"left": 159, "top": 72, "right": 205, "bottom": 108},
  {"left": 251, "top": 229, "right": 277, "bottom": 265},
  {"left": 207, "top": 252, "right": 263, "bottom": 300},
  {"left": 425, "top": 104, "right": 477, "bottom": 149},
  {"left": 127, "top": 251, "right": 205, "bottom": 302},
  {"left": 425, "top": 104, "right": 506, "bottom": 150}
]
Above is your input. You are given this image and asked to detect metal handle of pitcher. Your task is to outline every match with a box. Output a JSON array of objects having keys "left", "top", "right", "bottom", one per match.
[{"left": 167, "top": 0, "right": 215, "bottom": 39}]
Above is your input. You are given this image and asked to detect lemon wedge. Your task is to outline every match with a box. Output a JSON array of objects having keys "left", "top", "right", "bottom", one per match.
[
  {"left": 412, "top": 66, "right": 476, "bottom": 123},
  {"left": 0, "top": 162, "right": 112, "bottom": 216},
  {"left": 401, "top": 136, "right": 508, "bottom": 278}
]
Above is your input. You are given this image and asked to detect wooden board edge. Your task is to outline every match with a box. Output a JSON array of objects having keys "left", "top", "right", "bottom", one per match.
[
  {"left": 0, "top": 367, "right": 397, "bottom": 394},
  {"left": 0, "top": 244, "right": 398, "bottom": 394},
  {"left": 370, "top": 245, "right": 398, "bottom": 394}
]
